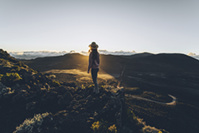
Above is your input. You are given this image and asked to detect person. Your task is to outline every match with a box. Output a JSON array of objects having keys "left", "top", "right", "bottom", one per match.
[{"left": 87, "top": 42, "right": 100, "bottom": 94}]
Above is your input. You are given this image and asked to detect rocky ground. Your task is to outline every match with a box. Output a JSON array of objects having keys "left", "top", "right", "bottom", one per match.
[{"left": 0, "top": 49, "right": 165, "bottom": 133}]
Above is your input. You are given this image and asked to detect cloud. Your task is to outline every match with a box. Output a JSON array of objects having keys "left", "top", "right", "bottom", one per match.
[
  {"left": 9, "top": 51, "right": 68, "bottom": 60},
  {"left": 188, "top": 52, "right": 196, "bottom": 56},
  {"left": 9, "top": 50, "right": 137, "bottom": 59},
  {"left": 187, "top": 52, "right": 199, "bottom": 60},
  {"left": 9, "top": 50, "right": 199, "bottom": 61}
]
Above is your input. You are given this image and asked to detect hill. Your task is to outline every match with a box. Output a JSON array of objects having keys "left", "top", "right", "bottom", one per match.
[
  {"left": 22, "top": 52, "right": 199, "bottom": 133},
  {"left": 22, "top": 52, "right": 199, "bottom": 75},
  {"left": 23, "top": 52, "right": 199, "bottom": 96},
  {"left": 0, "top": 49, "right": 166, "bottom": 133}
]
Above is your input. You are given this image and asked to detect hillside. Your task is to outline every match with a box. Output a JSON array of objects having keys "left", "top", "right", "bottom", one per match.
[
  {"left": 22, "top": 52, "right": 199, "bottom": 73},
  {"left": 22, "top": 52, "right": 199, "bottom": 133},
  {"left": 0, "top": 49, "right": 167, "bottom": 133},
  {"left": 23, "top": 53, "right": 199, "bottom": 97}
]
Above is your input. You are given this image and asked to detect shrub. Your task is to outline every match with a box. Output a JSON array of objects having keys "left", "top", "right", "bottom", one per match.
[
  {"left": 46, "top": 74, "right": 56, "bottom": 79},
  {"left": 91, "top": 121, "right": 101, "bottom": 132},
  {"left": 91, "top": 120, "right": 115, "bottom": 133},
  {"left": 0, "top": 74, "right": 3, "bottom": 81},
  {"left": 142, "top": 125, "right": 163, "bottom": 133},
  {"left": 14, "top": 112, "right": 51, "bottom": 133},
  {"left": 12, "top": 65, "right": 21, "bottom": 72},
  {"left": 29, "top": 68, "right": 37, "bottom": 73},
  {"left": 5, "top": 73, "right": 22, "bottom": 81},
  {"left": 108, "top": 124, "right": 117, "bottom": 133},
  {"left": 51, "top": 80, "right": 61, "bottom": 87},
  {"left": 1, "top": 73, "right": 22, "bottom": 86},
  {"left": 16, "top": 61, "right": 23, "bottom": 67},
  {"left": 81, "top": 84, "right": 86, "bottom": 89},
  {"left": 88, "top": 84, "right": 94, "bottom": 88}
]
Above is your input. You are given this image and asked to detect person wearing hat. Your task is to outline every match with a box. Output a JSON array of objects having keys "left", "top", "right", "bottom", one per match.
[{"left": 87, "top": 42, "right": 100, "bottom": 94}]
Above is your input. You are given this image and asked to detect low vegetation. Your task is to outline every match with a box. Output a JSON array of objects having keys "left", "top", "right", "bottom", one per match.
[
  {"left": 1, "top": 49, "right": 199, "bottom": 133},
  {"left": 14, "top": 112, "right": 51, "bottom": 133},
  {"left": 0, "top": 49, "right": 144, "bottom": 133},
  {"left": 0, "top": 73, "right": 22, "bottom": 86}
]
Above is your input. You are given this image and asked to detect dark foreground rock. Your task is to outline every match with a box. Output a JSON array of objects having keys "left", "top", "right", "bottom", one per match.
[
  {"left": 13, "top": 88, "right": 127, "bottom": 133},
  {"left": 0, "top": 49, "right": 143, "bottom": 133},
  {"left": 1, "top": 81, "right": 138, "bottom": 133}
]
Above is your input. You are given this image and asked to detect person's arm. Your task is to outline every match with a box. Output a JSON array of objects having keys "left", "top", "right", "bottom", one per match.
[
  {"left": 97, "top": 53, "right": 100, "bottom": 65},
  {"left": 87, "top": 53, "right": 92, "bottom": 73}
]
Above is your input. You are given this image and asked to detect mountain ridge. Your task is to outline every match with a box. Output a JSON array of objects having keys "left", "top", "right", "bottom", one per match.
[
  {"left": 21, "top": 51, "right": 199, "bottom": 133},
  {"left": 22, "top": 52, "right": 199, "bottom": 74},
  {"left": 1, "top": 49, "right": 163, "bottom": 133},
  {"left": 9, "top": 50, "right": 199, "bottom": 61},
  {"left": 1, "top": 49, "right": 199, "bottom": 132}
]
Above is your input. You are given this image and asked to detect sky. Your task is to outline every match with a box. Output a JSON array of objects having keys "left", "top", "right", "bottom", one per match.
[{"left": 0, "top": 0, "right": 199, "bottom": 54}]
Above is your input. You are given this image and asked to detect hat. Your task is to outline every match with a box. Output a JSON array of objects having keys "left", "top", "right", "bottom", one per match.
[{"left": 89, "top": 42, "right": 99, "bottom": 49}]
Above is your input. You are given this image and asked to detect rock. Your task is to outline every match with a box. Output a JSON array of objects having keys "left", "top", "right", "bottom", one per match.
[
  {"left": 0, "top": 82, "right": 15, "bottom": 100},
  {"left": 57, "top": 92, "right": 73, "bottom": 106},
  {"left": 62, "top": 82, "right": 76, "bottom": 87},
  {"left": 0, "top": 82, "right": 9, "bottom": 95},
  {"left": 14, "top": 112, "right": 54, "bottom": 133},
  {"left": 45, "top": 83, "right": 50, "bottom": 90},
  {"left": 56, "top": 86, "right": 67, "bottom": 94},
  {"left": 26, "top": 101, "right": 36, "bottom": 111}
]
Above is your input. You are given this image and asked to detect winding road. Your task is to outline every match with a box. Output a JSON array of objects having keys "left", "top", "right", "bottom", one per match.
[{"left": 125, "top": 94, "right": 177, "bottom": 106}]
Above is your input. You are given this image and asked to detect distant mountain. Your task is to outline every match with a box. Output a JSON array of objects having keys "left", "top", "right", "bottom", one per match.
[
  {"left": 126, "top": 53, "right": 199, "bottom": 73},
  {"left": 23, "top": 52, "right": 199, "bottom": 74},
  {"left": 190, "top": 55, "right": 199, "bottom": 60},
  {"left": 9, "top": 50, "right": 199, "bottom": 61}
]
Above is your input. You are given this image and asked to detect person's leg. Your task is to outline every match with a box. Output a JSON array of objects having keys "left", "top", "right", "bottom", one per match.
[
  {"left": 91, "top": 69, "right": 96, "bottom": 92},
  {"left": 94, "top": 68, "right": 99, "bottom": 93},
  {"left": 91, "top": 68, "right": 99, "bottom": 93}
]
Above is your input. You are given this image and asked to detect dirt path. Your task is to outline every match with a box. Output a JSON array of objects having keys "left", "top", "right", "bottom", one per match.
[
  {"left": 45, "top": 69, "right": 116, "bottom": 80},
  {"left": 125, "top": 94, "right": 177, "bottom": 106}
]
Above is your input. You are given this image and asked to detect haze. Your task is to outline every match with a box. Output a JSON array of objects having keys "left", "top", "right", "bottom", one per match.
[{"left": 0, "top": 0, "right": 199, "bottom": 54}]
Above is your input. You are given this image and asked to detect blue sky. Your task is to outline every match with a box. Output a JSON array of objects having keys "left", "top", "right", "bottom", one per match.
[{"left": 0, "top": 0, "right": 199, "bottom": 54}]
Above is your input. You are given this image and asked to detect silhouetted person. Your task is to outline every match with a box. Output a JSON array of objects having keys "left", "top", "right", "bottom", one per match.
[{"left": 87, "top": 42, "right": 100, "bottom": 94}]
